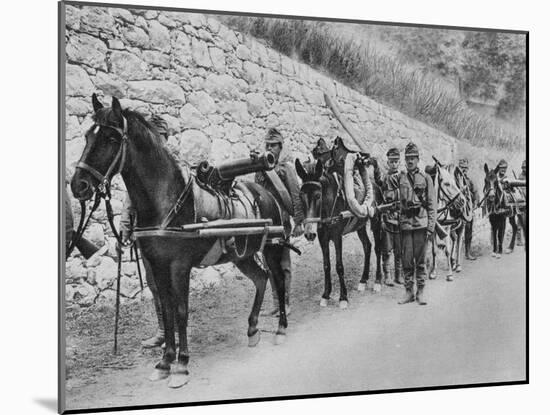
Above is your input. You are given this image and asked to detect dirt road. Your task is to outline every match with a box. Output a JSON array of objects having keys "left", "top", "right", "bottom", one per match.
[{"left": 65, "top": 243, "right": 526, "bottom": 411}]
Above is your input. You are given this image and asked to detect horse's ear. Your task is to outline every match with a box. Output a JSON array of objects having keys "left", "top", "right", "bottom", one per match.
[
  {"left": 92, "top": 93, "right": 103, "bottom": 112},
  {"left": 295, "top": 159, "right": 308, "bottom": 182},
  {"left": 484, "top": 163, "right": 489, "bottom": 175},
  {"left": 314, "top": 159, "right": 324, "bottom": 179},
  {"left": 112, "top": 96, "right": 123, "bottom": 116}
]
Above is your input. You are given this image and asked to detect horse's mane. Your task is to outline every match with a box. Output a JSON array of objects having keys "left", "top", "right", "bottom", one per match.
[{"left": 94, "top": 107, "right": 182, "bottom": 173}]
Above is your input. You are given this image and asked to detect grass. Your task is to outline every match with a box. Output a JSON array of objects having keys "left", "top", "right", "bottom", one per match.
[{"left": 218, "top": 17, "right": 525, "bottom": 151}]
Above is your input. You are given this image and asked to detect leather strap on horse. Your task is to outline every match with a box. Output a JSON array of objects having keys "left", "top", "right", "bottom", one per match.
[{"left": 265, "top": 169, "right": 293, "bottom": 215}]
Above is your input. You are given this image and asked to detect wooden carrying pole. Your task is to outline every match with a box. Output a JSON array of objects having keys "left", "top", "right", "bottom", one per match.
[{"left": 324, "top": 93, "right": 369, "bottom": 153}]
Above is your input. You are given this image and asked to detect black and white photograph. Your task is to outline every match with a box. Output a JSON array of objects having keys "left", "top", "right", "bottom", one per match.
[{"left": 59, "top": 1, "right": 527, "bottom": 412}]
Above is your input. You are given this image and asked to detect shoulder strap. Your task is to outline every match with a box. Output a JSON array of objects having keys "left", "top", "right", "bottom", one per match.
[{"left": 405, "top": 171, "right": 425, "bottom": 206}]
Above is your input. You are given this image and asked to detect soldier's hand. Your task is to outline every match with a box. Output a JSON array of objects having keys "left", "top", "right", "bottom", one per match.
[{"left": 292, "top": 224, "right": 304, "bottom": 237}]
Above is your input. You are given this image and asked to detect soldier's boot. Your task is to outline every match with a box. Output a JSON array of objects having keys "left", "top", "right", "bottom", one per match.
[
  {"left": 141, "top": 329, "right": 165, "bottom": 348},
  {"left": 393, "top": 258, "right": 403, "bottom": 285},
  {"left": 465, "top": 241, "right": 477, "bottom": 260},
  {"left": 416, "top": 285, "right": 427, "bottom": 306},
  {"left": 398, "top": 284, "right": 415, "bottom": 305},
  {"left": 382, "top": 256, "right": 394, "bottom": 286},
  {"left": 516, "top": 231, "right": 524, "bottom": 246}
]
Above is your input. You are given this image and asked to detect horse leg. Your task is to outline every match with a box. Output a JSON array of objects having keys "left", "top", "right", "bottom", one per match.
[
  {"left": 445, "top": 237, "right": 454, "bottom": 281},
  {"left": 356, "top": 226, "right": 371, "bottom": 292},
  {"left": 506, "top": 216, "right": 517, "bottom": 253},
  {"left": 334, "top": 235, "right": 348, "bottom": 309},
  {"left": 518, "top": 213, "right": 526, "bottom": 250},
  {"left": 454, "top": 226, "right": 463, "bottom": 273},
  {"left": 168, "top": 260, "right": 193, "bottom": 389},
  {"left": 149, "top": 263, "right": 177, "bottom": 382},
  {"left": 318, "top": 228, "right": 332, "bottom": 306},
  {"left": 428, "top": 235, "right": 437, "bottom": 279},
  {"left": 375, "top": 228, "right": 384, "bottom": 290},
  {"left": 264, "top": 245, "right": 287, "bottom": 344},
  {"left": 497, "top": 216, "right": 506, "bottom": 257},
  {"left": 236, "top": 257, "right": 268, "bottom": 347},
  {"left": 489, "top": 215, "right": 498, "bottom": 257}
]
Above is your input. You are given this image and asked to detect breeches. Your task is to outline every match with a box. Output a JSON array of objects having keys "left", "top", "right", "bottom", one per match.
[{"left": 401, "top": 229, "right": 428, "bottom": 287}]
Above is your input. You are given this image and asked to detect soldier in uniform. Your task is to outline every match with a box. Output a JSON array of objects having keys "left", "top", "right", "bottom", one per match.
[
  {"left": 519, "top": 159, "right": 526, "bottom": 181},
  {"left": 378, "top": 148, "right": 403, "bottom": 285},
  {"left": 118, "top": 115, "right": 175, "bottom": 348},
  {"left": 398, "top": 142, "right": 436, "bottom": 306},
  {"left": 255, "top": 128, "right": 305, "bottom": 316},
  {"left": 458, "top": 158, "right": 480, "bottom": 260}
]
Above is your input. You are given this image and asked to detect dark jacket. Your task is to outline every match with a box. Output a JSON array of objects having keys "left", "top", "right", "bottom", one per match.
[{"left": 398, "top": 168, "right": 436, "bottom": 232}]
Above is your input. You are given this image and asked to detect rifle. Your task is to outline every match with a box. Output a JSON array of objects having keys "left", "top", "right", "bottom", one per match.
[{"left": 375, "top": 200, "right": 448, "bottom": 240}]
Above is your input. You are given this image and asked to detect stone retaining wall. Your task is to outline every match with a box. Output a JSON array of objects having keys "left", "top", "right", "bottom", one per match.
[{"left": 63, "top": 4, "right": 524, "bottom": 308}]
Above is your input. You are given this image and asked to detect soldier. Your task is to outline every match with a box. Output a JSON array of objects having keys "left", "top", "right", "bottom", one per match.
[
  {"left": 496, "top": 159, "right": 508, "bottom": 180},
  {"left": 118, "top": 115, "right": 175, "bottom": 348},
  {"left": 378, "top": 148, "right": 403, "bottom": 285},
  {"left": 458, "top": 158, "right": 480, "bottom": 260},
  {"left": 255, "top": 128, "right": 305, "bottom": 316},
  {"left": 398, "top": 142, "right": 436, "bottom": 306},
  {"left": 519, "top": 159, "right": 526, "bottom": 181}
]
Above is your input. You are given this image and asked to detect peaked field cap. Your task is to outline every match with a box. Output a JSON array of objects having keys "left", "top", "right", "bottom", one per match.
[
  {"left": 386, "top": 147, "right": 400, "bottom": 159},
  {"left": 265, "top": 127, "right": 284, "bottom": 144},
  {"left": 404, "top": 142, "right": 419, "bottom": 157},
  {"left": 459, "top": 158, "right": 469, "bottom": 167},
  {"left": 497, "top": 159, "right": 508, "bottom": 169}
]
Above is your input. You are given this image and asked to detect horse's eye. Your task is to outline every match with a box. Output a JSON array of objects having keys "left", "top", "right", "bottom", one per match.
[{"left": 315, "top": 193, "right": 321, "bottom": 200}]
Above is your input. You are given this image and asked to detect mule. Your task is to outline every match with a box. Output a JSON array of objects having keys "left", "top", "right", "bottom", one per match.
[
  {"left": 70, "top": 95, "right": 288, "bottom": 388},
  {"left": 425, "top": 162, "right": 469, "bottom": 281},
  {"left": 483, "top": 164, "right": 526, "bottom": 257},
  {"left": 296, "top": 137, "right": 382, "bottom": 308}
]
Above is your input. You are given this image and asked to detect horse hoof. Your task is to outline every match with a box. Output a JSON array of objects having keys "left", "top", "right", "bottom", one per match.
[
  {"left": 505, "top": 249, "right": 513, "bottom": 254},
  {"left": 496, "top": 253, "right": 502, "bottom": 259},
  {"left": 446, "top": 275, "right": 454, "bottom": 282},
  {"left": 168, "top": 372, "right": 190, "bottom": 389},
  {"left": 274, "top": 334, "right": 286, "bottom": 345},
  {"left": 373, "top": 283, "right": 381, "bottom": 293},
  {"left": 455, "top": 265, "right": 462, "bottom": 273},
  {"left": 248, "top": 331, "right": 261, "bottom": 347},
  {"left": 339, "top": 300, "right": 349, "bottom": 309},
  {"left": 429, "top": 273, "right": 437, "bottom": 280},
  {"left": 357, "top": 283, "right": 366, "bottom": 292},
  {"left": 149, "top": 368, "right": 170, "bottom": 382},
  {"left": 491, "top": 252, "right": 496, "bottom": 257},
  {"left": 320, "top": 298, "right": 329, "bottom": 307}
]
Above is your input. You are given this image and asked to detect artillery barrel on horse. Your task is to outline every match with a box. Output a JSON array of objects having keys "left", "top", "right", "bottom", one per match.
[{"left": 70, "top": 95, "right": 293, "bottom": 388}]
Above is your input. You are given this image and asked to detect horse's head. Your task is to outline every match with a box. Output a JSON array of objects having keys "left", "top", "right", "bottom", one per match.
[
  {"left": 311, "top": 138, "right": 332, "bottom": 165},
  {"left": 433, "top": 162, "right": 467, "bottom": 213},
  {"left": 296, "top": 158, "right": 324, "bottom": 242},
  {"left": 71, "top": 94, "right": 128, "bottom": 201},
  {"left": 484, "top": 163, "right": 500, "bottom": 205}
]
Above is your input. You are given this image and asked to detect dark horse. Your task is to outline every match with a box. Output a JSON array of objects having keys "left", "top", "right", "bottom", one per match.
[
  {"left": 483, "top": 163, "right": 509, "bottom": 258},
  {"left": 295, "top": 137, "right": 383, "bottom": 308},
  {"left": 483, "top": 164, "right": 526, "bottom": 257},
  {"left": 71, "top": 95, "right": 288, "bottom": 388}
]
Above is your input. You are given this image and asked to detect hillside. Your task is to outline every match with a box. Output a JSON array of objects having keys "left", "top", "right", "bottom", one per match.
[{"left": 218, "top": 16, "right": 526, "bottom": 151}]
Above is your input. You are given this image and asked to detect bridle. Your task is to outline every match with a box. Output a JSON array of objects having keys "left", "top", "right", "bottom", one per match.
[
  {"left": 67, "top": 117, "right": 129, "bottom": 258},
  {"left": 76, "top": 117, "right": 129, "bottom": 195},
  {"left": 434, "top": 165, "right": 467, "bottom": 227},
  {"left": 301, "top": 172, "right": 345, "bottom": 226}
]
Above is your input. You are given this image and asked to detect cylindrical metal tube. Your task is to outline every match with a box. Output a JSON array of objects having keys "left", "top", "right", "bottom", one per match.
[{"left": 216, "top": 152, "right": 276, "bottom": 180}]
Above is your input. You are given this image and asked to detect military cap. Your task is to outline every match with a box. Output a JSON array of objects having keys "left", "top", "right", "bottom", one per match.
[
  {"left": 404, "top": 142, "right": 420, "bottom": 157},
  {"left": 459, "top": 158, "right": 469, "bottom": 168},
  {"left": 386, "top": 147, "right": 400, "bottom": 160},
  {"left": 496, "top": 159, "right": 508, "bottom": 170},
  {"left": 149, "top": 114, "right": 168, "bottom": 139},
  {"left": 265, "top": 127, "right": 284, "bottom": 145}
]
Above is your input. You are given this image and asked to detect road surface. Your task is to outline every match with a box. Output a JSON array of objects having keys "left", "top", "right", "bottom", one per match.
[{"left": 66, "top": 248, "right": 526, "bottom": 411}]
